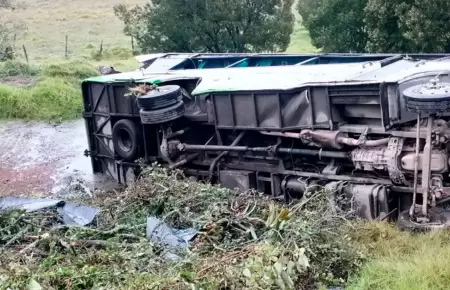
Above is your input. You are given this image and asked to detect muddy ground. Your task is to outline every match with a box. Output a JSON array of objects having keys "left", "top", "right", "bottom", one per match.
[{"left": 0, "top": 119, "right": 116, "bottom": 197}]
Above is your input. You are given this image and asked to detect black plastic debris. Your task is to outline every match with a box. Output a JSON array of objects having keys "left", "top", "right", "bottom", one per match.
[
  {"left": 0, "top": 197, "right": 98, "bottom": 226},
  {"left": 146, "top": 217, "right": 197, "bottom": 248}
]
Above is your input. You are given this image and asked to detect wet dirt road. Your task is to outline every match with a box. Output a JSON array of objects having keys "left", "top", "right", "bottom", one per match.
[{"left": 0, "top": 119, "right": 116, "bottom": 197}]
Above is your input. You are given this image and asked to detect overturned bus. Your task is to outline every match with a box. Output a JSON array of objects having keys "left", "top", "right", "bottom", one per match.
[{"left": 82, "top": 53, "right": 450, "bottom": 229}]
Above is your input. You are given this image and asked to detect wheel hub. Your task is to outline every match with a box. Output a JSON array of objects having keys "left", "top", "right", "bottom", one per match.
[{"left": 117, "top": 129, "right": 132, "bottom": 152}]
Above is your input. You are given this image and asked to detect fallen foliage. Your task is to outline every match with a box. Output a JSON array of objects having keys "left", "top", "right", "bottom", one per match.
[{"left": 0, "top": 165, "right": 364, "bottom": 289}]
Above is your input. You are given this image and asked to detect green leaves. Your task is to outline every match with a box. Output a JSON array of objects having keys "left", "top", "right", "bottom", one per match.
[
  {"left": 114, "top": 0, "right": 294, "bottom": 53},
  {"left": 265, "top": 204, "right": 290, "bottom": 231},
  {"left": 241, "top": 242, "right": 310, "bottom": 290},
  {"left": 299, "top": 0, "right": 368, "bottom": 52},
  {"left": 299, "top": 0, "right": 450, "bottom": 53}
]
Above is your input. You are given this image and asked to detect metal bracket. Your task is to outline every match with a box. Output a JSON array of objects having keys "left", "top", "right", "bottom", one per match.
[
  {"left": 387, "top": 137, "right": 409, "bottom": 185},
  {"left": 357, "top": 127, "right": 370, "bottom": 145},
  {"left": 322, "top": 159, "right": 342, "bottom": 175}
]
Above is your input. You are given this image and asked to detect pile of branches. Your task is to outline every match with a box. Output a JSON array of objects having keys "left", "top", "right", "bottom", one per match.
[{"left": 0, "top": 164, "right": 364, "bottom": 290}]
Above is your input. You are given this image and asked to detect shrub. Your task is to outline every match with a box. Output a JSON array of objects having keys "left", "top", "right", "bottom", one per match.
[
  {"left": 0, "top": 60, "right": 39, "bottom": 77},
  {"left": 0, "top": 77, "right": 82, "bottom": 120}
]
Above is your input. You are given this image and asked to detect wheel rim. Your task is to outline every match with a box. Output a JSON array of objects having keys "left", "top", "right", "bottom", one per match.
[
  {"left": 146, "top": 86, "right": 175, "bottom": 97},
  {"left": 117, "top": 128, "right": 133, "bottom": 152}
]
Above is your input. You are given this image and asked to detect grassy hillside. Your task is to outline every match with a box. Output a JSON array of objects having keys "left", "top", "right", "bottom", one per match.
[
  {"left": 9, "top": 0, "right": 315, "bottom": 63},
  {"left": 12, "top": 0, "right": 146, "bottom": 61}
]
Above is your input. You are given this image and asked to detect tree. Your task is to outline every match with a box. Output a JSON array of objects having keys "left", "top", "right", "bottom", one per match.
[
  {"left": 299, "top": 0, "right": 450, "bottom": 53},
  {"left": 397, "top": 0, "right": 450, "bottom": 52},
  {"left": 0, "top": 0, "right": 16, "bottom": 60},
  {"left": 364, "top": 0, "right": 416, "bottom": 53},
  {"left": 114, "top": 0, "right": 294, "bottom": 53},
  {"left": 365, "top": 0, "right": 450, "bottom": 53},
  {"left": 113, "top": 4, "right": 143, "bottom": 52},
  {"left": 298, "top": 0, "right": 368, "bottom": 52}
]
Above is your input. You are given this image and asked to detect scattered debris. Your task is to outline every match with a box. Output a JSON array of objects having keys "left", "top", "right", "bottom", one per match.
[
  {"left": 146, "top": 216, "right": 197, "bottom": 248},
  {"left": 125, "top": 83, "right": 157, "bottom": 97},
  {"left": 0, "top": 165, "right": 363, "bottom": 290},
  {"left": 0, "top": 197, "right": 98, "bottom": 226}
]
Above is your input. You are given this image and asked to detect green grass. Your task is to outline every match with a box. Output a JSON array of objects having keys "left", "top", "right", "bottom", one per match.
[
  {"left": 5, "top": 0, "right": 316, "bottom": 63},
  {"left": 9, "top": 0, "right": 147, "bottom": 61},
  {"left": 0, "top": 60, "right": 102, "bottom": 120},
  {"left": 286, "top": 23, "right": 318, "bottom": 53},
  {"left": 0, "top": 57, "right": 141, "bottom": 121},
  {"left": 347, "top": 222, "right": 450, "bottom": 290},
  {"left": 0, "top": 77, "right": 83, "bottom": 120},
  {"left": 0, "top": 60, "right": 39, "bottom": 77},
  {"left": 286, "top": 0, "right": 318, "bottom": 53}
]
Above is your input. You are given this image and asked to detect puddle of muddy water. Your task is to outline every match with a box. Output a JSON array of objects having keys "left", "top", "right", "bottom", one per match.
[{"left": 0, "top": 119, "right": 118, "bottom": 197}]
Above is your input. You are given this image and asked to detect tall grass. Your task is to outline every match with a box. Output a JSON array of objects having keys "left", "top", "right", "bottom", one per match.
[
  {"left": 0, "top": 57, "right": 139, "bottom": 121},
  {"left": 0, "top": 60, "right": 39, "bottom": 77},
  {"left": 40, "top": 60, "right": 98, "bottom": 79},
  {"left": 0, "top": 78, "right": 83, "bottom": 120},
  {"left": 348, "top": 222, "right": 450, "bottom": 290},
  {"left": 0, "top": 61, "right": 99, "bottom": 120},
  {"left": 12, "top": 0, "right": 146, "bottom": 61}
]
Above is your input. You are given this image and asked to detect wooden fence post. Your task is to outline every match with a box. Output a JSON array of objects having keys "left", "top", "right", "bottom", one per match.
[
  {"left": 22, "top": 45, "right": 28, "bottom": 64},
  {"left": 65, "top": 35, "right": 68, "bottom": 59},
  {"left": 98, "top": 40, "right": 103, "bottom": 58}
]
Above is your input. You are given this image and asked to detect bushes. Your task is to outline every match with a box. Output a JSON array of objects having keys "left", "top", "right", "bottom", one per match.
[
  {"left": 0, "top": 77, "right": 82, "bottom": 120},
  {"left": 0, "top": 60, "right": 98, "bottom": 120},
  {"left": 0, "top": 60, "right": 98, "bottom": 80},
  {"left": 0, "top": 60, "right": 39, "bottom": 77}
]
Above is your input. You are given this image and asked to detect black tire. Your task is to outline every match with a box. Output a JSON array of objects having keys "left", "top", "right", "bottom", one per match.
[
  {"left": 140, "top": 100, "right": 185, "bottom": 124},
  {"left": 112, "top": 119, "right": 141, "bottom": 161},
  {"left": 137, "top": 85, "right": 182, "bottom": 110},
  {"left": 405, "top": 99, "right": 450, "bottom": 114},
  {"left": 403, "top": 82, "right": 450, "bottom": 114}
]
